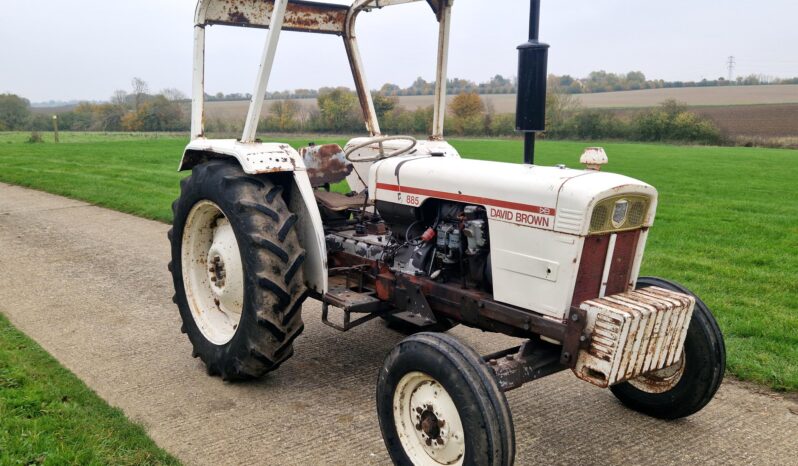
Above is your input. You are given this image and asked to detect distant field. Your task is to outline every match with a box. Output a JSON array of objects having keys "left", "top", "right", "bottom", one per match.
[
  {"left": 32, "top": 84, "right": 798, "bottom": 118},
  {"left": 604, "top": 103, "right": 798, "bottom": 144},
  {"left": 0, "top": 131, "right": 796, "bottom": 391},
  {"left": 693, "top": 103, "right": 798, "bottom": 138},
  {"left": 195, "top": 84, "right": 798, "bottom": 120},
  {"left": 30, "top": 85, "right": 798, "bottom": 144},
  {"left": 576, "top": 84, "right": 798, "bottom": 108},
  {"left": 198, "top": 85, "right": 798, "bottom": 144},
  {"left": 395, "top": 85, "right": 798, "bottom": 110}
]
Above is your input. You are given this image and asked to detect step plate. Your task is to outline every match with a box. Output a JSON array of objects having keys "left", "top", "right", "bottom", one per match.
[
  {"left": 324, "top": 286, "right": 382, "bottom": 312},
  {"left": 573, "top": 287, "right": 695, "bottom": 388}
]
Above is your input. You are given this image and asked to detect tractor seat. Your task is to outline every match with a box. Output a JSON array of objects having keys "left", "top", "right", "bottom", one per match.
[
  {"left": 314, "top": 190, "right": 367, "bottom": 212},
  {"left": 300, "top": 143, "right": 365, "bottom": 212}
]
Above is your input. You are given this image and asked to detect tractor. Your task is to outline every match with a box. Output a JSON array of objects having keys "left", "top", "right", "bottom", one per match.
[{"left": 169, "top": 1, "right": 726, "bottom": 464}]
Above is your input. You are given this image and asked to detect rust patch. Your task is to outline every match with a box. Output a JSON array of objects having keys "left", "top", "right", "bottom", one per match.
[
  {"left": 285, "top": 3, "right": 347, "bottom": 32},
  {"left": 227, "top": 10, "right": 250, "bottom": 24},
  {"left": 605, "top": 230, "right": 641, "bottom": 295},
  {"left": 330, "top": 249, "right": 568, "bottom": 341},
  {"left": 572, "top": 235, "right": 609, "bottom": 306},
  {"left": 572, "top": 230, "right": 641, "bottom": 306},
  {"left": 204, "top": 0, "right": 347, "bottom": 34},
  {"left": 302, "top": 144, "right": 354, "bottom": 187}
]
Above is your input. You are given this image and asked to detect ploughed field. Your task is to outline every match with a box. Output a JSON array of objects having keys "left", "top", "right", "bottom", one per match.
[
  {"left": 693, "top": 103, "right": 798, "bottom": 138},
  {"left": 610, "top": 103, "right": 798, "bottom": 146},
  {"left": 0, "top": 132, "right": 795, "bottom": 391}
]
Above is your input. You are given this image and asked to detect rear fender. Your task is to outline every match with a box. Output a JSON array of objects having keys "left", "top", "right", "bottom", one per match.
[
  {"left": 179, "top": 138, "right": 301, "bottom": 173},
  {"left": 288, "top": 170, "right": 328, "bottom": 295},
  {"left": 179, "top": 139, "right": 328, "bottom": 294}
]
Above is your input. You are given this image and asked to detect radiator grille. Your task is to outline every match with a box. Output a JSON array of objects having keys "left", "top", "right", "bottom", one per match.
[
  {"left": 573, "top": 286, "right": 695, "bottom": 388},
  {"left": 590, "top": 205, "right": 609, "bottom": 231},
  {"left": 572, "top": 230, "right": 641, "bottom": 307},
  {"left": 628, "top": 200, "right": 647, "bottom": 226}
]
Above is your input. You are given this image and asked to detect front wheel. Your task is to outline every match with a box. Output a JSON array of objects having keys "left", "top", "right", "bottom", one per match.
[
  {"left": 610, "top": 277, "right": 726, "bottom": 419},
  {"left": 377, "top": 333, "right": 515, "bottom": 466}
]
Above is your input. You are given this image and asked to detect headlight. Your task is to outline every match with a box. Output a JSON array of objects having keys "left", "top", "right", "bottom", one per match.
[
  {"left": 612, "top": 199, "right": 629, "bottom": 228},
  {"left": 589, "top": 195, "right": 650, "bottom": 234}
]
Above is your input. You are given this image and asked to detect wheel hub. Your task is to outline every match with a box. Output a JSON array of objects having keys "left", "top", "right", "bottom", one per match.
[
  {"left": 394, "top": 372, "right": 464, "bottom": 465},
  {"left": 628, "top": 350, "right": 686, "bottom": 393},
  {"left": 418, "top": 407, "right": 445, "bottom": 446},
  {"left": 209, "top": 255, "right": 226, "bottom": 288},
  {"left": 181, "top": 201, "right": 245, "bottom": 346}
]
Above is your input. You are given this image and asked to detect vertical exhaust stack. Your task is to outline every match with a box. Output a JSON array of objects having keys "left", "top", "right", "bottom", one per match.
[{"left": 516, "top": 0, "right": 549, "bottom": 165}]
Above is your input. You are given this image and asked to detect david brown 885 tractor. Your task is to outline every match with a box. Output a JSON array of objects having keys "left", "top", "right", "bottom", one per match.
[{"left": 169, "top": 0, "right": 726, "bottom": 464}]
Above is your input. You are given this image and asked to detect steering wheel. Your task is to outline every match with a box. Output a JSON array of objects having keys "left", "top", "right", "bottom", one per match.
[{"left": 344, "top": 135, "right": 418, "bottom": 163}]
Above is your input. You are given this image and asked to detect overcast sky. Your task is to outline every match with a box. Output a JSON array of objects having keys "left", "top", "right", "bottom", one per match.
[{"left": 1, "top": 0, "right": 796, "bottom": 102}]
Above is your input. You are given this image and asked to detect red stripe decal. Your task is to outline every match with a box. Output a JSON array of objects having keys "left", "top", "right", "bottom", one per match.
[{"left": 376, "top": 183, "right": 556, "bottom": 216}]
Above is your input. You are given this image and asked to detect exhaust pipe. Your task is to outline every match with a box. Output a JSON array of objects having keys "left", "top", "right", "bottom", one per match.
[{"left": 516, "top": 0, "right": 549, "bottom": 165}]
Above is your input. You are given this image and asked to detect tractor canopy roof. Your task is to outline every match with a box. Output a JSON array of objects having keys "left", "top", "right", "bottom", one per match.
[{"left": 195, "top": 0, "right": 450, "bottom": 33}]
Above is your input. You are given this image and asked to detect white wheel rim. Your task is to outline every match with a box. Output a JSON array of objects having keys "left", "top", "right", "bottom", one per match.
[
  {"left": 181, "top": 200, "right": 244, "bottom": 345},
  {"left": 393, "top": 372, "right": 465, "bottom": 466},
  {"left": 628, "top": 350, "right": 686, "bottom": 393}
]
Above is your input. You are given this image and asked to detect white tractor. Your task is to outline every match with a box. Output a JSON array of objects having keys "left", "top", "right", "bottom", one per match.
[{"left": 169, "top": 1, "right": 726, "bottom": 464}]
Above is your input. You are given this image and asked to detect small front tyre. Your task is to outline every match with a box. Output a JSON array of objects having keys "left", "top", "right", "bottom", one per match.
[
  {"left": 610, "top": 277, "right": 726, "bottom": 419},
  {"left": 377, "top": 333, "right": 515, "bottom": 466}
]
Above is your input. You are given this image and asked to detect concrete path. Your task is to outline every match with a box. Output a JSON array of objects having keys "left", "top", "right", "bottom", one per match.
[{"left": 1, "top": 182, "right": 796, "bottom": 466}]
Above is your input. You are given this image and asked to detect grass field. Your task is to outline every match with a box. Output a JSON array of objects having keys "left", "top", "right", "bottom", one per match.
[
  {"left": 0, "top": 132, "right": 796, "bottom": 392},
  {"left": 0, "top": 314, "right": 178, "bottom": 465}
]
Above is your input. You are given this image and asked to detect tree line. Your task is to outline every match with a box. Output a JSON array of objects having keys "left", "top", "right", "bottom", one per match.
[
  {"left": 0, "top": 79, "right": 731, "bottom": 145},
  {"left": 0, "top": 79, "right": 187, "bottom": 133},
  {"left": 202, "top": 75, "right": 518, "bottom": 101},
  {"left": 200, "top": 71, "right": 798, "bottom": 101},
  {"left": 551, "top": 71, "right": 798, "bottom": 94},
  {"left": 212, "top": 88, "right": 724, "bottom": 145}
]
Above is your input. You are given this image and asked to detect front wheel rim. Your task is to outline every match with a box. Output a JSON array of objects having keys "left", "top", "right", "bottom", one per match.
[
  {"left": 181, "top": 200, "right": 244, "bottom": 345},
  {"left": 628, "top": 350, "right": 687, "bottom": 393},
  {"left": 393, "top": 372, "right": 465, "bottom": 466}
]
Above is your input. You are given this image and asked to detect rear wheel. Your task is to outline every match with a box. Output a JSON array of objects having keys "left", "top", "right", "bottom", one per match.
[
  {"left": 610, "top": 277, "right": 726, "bottom": 419},
  {"left": 377, "top": 333, "right": 515, "bottom": 466},
  {"left": 169, "top": 160, "right": 307, "bottom": 381}
]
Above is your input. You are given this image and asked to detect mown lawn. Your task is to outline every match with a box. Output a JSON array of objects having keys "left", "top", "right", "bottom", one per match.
[
  {"left": 0, "top": 132, "right": 796, "bottom": 392},
  {"left": 0, "top": 314, "right": 179, "bottom": 465}
]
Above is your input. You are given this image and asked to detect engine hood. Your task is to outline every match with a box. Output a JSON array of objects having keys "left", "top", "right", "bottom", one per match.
[{"left": 370, "top": 156, "right": 657, "bottom": 236}]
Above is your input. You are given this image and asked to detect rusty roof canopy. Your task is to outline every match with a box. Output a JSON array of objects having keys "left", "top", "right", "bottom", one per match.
[{"left": 196, "top": 0, "right": 448, "bottom": 34}]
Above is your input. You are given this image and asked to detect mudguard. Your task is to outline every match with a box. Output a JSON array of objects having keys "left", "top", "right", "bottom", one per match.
[{"left": 179, "top": 139, "right": 328, "bottom": 294}]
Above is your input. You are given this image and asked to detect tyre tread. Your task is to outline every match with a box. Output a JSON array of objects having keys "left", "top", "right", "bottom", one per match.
[{"left": 169, "top": 160, "right": 307, "bottom": 381}]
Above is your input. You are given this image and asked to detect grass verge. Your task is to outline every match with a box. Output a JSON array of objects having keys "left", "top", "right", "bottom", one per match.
[
  {"left": 0, "top": 313, "right": 179, "bottom": 465},
  {"left": 0, "top": 132, "right": 796, "bottom": 392}
]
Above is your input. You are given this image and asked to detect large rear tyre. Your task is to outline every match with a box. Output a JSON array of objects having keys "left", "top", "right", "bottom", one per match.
[
  {"left": 610, "top": 277, "right": 726, "bottom": 419},
  {"left": 169, "top": 160, "right": 307, "bottom": 381},
  {"left": 377, "top": 333, "right": 515, "bottom": 466}
]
